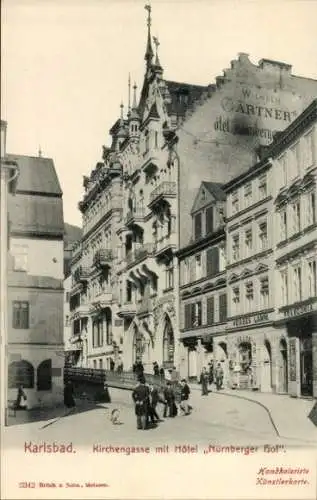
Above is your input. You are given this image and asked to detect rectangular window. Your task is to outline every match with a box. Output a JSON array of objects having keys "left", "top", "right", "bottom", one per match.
[
  {"left": 205, "top": 206, "right": 214, "bottom": 234},
  {"left": 307, "top": 191, "right": 316, "bottom": 226},
  {"left": 99, "top": 359, "right": 103, "bottom": 369},
  {"left": 244, "top": 229, "right": 253, "bottom": 257},
  {"left": 12, "top": 301, "right": 29, "bottom": 329},
  {"left": 232, "top": 190, "right": 239, "bottom": 214},
  {"left": 232, "top": 286, "right": 240, "bottom": 316},
  {"left": 244, "top": 182, "right": 252, "bottom": 208},
  {"left": 308, "top": 260, "right": 317, "bottom": 297},
  {"left": 219, "top": 294, "right": 227, "bottom": 322},
  {"left": 126, "top": 280, "right": 132, "bottom": 302},
  {"left": 289, "top": 145, "right": 299, "bottom": 180},
  {"left": 280, "top": 210, "right": 287, "bottom": 241},
  {"left": 206, "top": 296, "right": 214, "bottom": 325},
  {"left": 165, "top": 263, "right": 174, "bottom": 289},
  {"left": 93, "top": 360, "right": 97, "bottom": 369},
  {"left": 260, "top": 276, "right": 269, "bottom": 309},
  {"left": 303, "top": 132, "right": 314, "bottom": 168},
  {"left": 258, "top": 221, "right": 268, "bottom": 251},
  {"left": 245, "top": 281, "right": 254, "bottom": 313},
  {"left": 280, "top": 270, "right": 288, "bottom": 306},
  {"left": 155, "top": 131, "right": 158, "bottom": 149},
  {"left": 195, "top": 254, "right": 202, "bottom": 280},
  {"left": 281, "top": 155, "right": 287, "bottom": 187},
  {"left": 206, "top": 247, "right": 219, "bottom": 277},
  {"left": 293, "top": 266, "right": 302, "bottom": 302},
  {"left": 12, "top": 245, "right": 28, "bottom": 272},
  {"left": 194, "top": 213, "right": 202, "bottom": 240},
  {"left": 106, "top": 319, "right": 112, "bottom": 345},
  {"left": 292, "top": 201, "right": 301, "bottom": 234},
  {"left": 192, "top": 302, "right": 202, "bottom": 327},
  {"left": 232, "top": 234, "right": 240, "bottom": 262},
  {"left": 258, "top": 173, "right": 267, "bottom": 199},
  {"left": 184, "top": 303, "right": 191, "bottom": 329}
]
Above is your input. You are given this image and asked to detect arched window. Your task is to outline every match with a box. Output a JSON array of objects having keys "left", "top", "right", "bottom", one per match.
[
  {"left": 8, "top": 360, "right": 34, "bottom": 389},
  {"left": 37, "top": 359, "right": 52, "bottom": 391}
]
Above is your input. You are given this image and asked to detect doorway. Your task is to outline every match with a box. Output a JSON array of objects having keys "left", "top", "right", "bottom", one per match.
[{"left": 279, "top": 338, "right": 288, "bottom": 393}]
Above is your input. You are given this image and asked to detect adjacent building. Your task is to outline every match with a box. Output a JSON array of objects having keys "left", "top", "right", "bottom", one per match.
[
  {"left": 177, "top": 182, "right": 227, "bottom": 380},
  {"left": 7, "top": 154, "right": 64, "bottom": 408}
]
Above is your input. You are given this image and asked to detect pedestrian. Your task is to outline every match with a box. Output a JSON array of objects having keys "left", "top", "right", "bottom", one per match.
[
  {"left": 103, "top": 382, "right": 111, "bottom": 403},
  {"left": 132, "top": 377, "right": 150, "bottom": 430},
  {"left": 163, "top": 381, "right": 176, "bottom": 417},
  {"left": 15, "top": 384, "right": 27, "bottom": 410},
  {"left": 153, "top": 361, "right": 160, "bottom": 377},
  {"left": 199, "top": 367, "right": 209, "bottom": 396},
  {"left": 159, "top": 366, "right": 165, "bottom": 381},
  {"left": 215, "top": 363, "right": 224, "bottom": 390},
  {"left": 147, "top": 383, "right": 160, "bottom": 424},
  {"left": 64, "top": 381, "right": 76, "bottom": 409},
  {"left": 208, "top": 362, "right": 214, "bottom": 386},
  {"left": 179, "top": 379, "right": 191, "bottom": 415},
  {"left": 110, "top": 358, "right": 115, "bottom": 372}
]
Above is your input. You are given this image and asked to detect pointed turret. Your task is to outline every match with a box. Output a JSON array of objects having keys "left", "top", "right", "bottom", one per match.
[
  {"left": 129, "top": 83, "right": 140, "bottom": 138},
  {"left": 144, "top": 4, "right": 154, "bottom": 69},
  {"left": 152, "top": 35, "right": 163, "bottom": 76}
]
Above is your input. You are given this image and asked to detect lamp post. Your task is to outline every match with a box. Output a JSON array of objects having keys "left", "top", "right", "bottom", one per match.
[{"left": 0, "top": 120, "right": 19, "bottom": 426}]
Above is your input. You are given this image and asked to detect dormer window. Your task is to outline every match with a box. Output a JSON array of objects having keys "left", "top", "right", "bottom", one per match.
[{"left": 194, "top": 212, "right": 202, "bottom": 240}]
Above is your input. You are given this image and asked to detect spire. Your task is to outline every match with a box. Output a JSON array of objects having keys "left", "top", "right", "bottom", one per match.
[
  {"left": 128, "top": 73, "right": 131, "bottom": 116},
  {"left": 120, "top": 102, "right": 124, "bottom": 124},
  {"left": 132, "top": 82, "right": 137, "bottom": 110},
  {"left": 153, "top": 35, "right": 162, "bottom": 68},
  {"left": 129, "top": 83, "right": 140, "bottom": 122},
  {"left": 38, "top": 145, "right": 42, "bottom": 157},
  {"left": 144, "top": 4, "right": 154, "bottom": 68}
]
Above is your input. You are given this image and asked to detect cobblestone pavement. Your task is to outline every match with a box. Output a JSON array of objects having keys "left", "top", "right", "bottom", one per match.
[{"left": 4, "top": 388, "right": 316, "bottom": 451}]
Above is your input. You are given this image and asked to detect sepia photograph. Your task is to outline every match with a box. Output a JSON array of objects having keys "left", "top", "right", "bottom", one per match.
[{"left": 1, "top": 0, "right": 317, "bottom": 498}]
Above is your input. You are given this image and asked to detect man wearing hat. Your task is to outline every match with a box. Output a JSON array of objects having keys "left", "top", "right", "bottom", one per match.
[
  {"left": 132, "top": 376, "right": 150, "bottom": 430},
  {"left": 179, "top": 379, "right": 191, "bottom": 415}
]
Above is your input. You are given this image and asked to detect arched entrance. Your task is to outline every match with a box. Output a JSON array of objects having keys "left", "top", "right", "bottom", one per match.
[
  {"left": 8, "top": 360, "right": 34, "bottom": 389},
  {"left": 162, "top": 315, "right": 175, "bottom": 368},
  {"left": 279, "top": 338, "right": 288, "bottom": 393},
  {"left": 238, "top": 342, "right": 252, "bottom": 389},
  {"left": 37, "top": 359, "right": 52, "bottom": 391},
  {"left": 261, "top": 340, "right": 272, "bottom": 392},
  {"left": 301, "top": 337, "right": 312, "bottom": 396}
]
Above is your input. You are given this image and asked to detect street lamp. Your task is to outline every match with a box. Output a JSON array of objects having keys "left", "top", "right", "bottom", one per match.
[{"left": 0, "top": 120, "right": 19, "bottom": 426}]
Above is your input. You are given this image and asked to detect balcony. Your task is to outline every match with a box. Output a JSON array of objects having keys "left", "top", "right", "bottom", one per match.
[
  {"left": 149, "top": 181, "right": 176, "bottom": 209},
  {"left": 125, "top": 207, "right": 145, "bottom": 227},
  {"left": 125, "top": 243, "right": 154, "bottom": 268},
  {"left": 136, "top": 297, "right": 153, "bottom": 317},
  {"left": 153, "top": 233, "right": 177, "bottom": 258},
  {"left": 73, "top": 266, "right": 89, "bottom": 284},
  {"left": 93, "top": 249, "right": 113, "bottom": 269},
  {"left": 71, "top": 304, "right": 90, "bottom": 320},
  {"left": 91, "top": 291, "right": 113, "bottom": 310},
  {"left": 117, "top": 302, "right": 137, "bottom": 318}
]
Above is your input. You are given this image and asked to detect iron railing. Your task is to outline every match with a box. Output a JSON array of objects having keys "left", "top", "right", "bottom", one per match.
[{"left": 149, "top": 181, "right": 176, "bottom": 204}]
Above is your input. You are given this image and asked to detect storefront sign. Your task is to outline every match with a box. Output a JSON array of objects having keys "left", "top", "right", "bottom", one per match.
[
  {"left": 289, "top": 338, "right": 297, "bottom": 382},
  {"left": 283, "top": 302, "right": 313, "bottom": 319},
  {"left": 232, "top": 311, "right": 269, "bottom": 328}
]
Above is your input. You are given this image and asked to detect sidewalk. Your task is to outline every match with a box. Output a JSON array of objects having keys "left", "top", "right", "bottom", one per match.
[{"left": 190, "top": 383, "right": 317, "bottom": 443}]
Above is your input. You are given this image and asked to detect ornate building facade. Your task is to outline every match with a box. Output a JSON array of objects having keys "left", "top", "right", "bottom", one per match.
[{"left": 66, "top": 6, "right": 317, "bottom": 383}]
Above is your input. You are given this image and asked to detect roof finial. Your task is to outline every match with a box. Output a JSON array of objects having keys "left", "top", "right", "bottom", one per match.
[
  {"left": 153, "top": 35, "right": 161, "bottom": 67},
  {"left": 128, "top": 73, "right": 131, "bottom": 115},
  {"left": 120, "top": 102, "right": 124, "bottom": 123},
  {"left": 144, "top": 4, "right": 154, "bottom": 68},
  {"left": 132, "top": 82, "right": 137, "bottom": 110},
  {"left": 38, "top": 145, "right": 42, "bottom": 157}
]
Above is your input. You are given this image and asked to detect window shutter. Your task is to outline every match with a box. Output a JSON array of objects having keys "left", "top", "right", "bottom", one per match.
[
  {"left": 184, "top": 304, "right": 191, "bottom": 329},
  {"left": 206, "top": 247, "right": 219, "bottom": 276},
  {"left": 194, "top": 213, "right": 202, "bottom": 240},
  {"left": 219, "top": 294, "right": 227, "bottom": 322},
  {"left": 206, "top": 296, "right": 214, "bottom": 325},
  {"left": 206, "top": 206, "right": 214, "bottom": 234}
]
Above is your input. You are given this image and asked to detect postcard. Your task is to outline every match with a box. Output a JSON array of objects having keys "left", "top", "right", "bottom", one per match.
[{"left": 1, "top": 0, "right": 317, "bottom": 499}]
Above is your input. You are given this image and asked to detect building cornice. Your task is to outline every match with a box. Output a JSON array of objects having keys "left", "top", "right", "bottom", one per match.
[{"left": 176, "top": 228, "right": 225, "bottom": 259}]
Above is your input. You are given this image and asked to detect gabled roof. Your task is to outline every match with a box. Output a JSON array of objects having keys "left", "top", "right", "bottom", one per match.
[
  {"left": 7, "top": 154, "right": 62, "bottom": 196},
  {"left": 202, "top": 182, "right": 226, "bottom": 201},
  {"left": 191, "top": 181, "right": 225, "bottom": 214}
]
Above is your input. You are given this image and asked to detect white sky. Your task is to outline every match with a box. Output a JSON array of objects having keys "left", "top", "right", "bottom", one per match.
[{"left": 2, "top": 0, "right": 317, "bottom": 227}]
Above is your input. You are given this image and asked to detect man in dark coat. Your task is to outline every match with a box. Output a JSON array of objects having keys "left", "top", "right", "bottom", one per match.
[
  {"left": 132, "top": 378, "right": 149, "bottom": 430},
  {"left": 15, "top": 385, "right": 27, "bottom": 410},
  {"left": 153, "top": 361, "right": 160, "bottom": 377},
  {"left": 64, "top": 381, "right": 76, "bottom": 409},
  {"left": 199, "top": 367, "right": 209, "bottom": 396},
  {"left": 163, "top": 382, "right": 176, "bottom": 418},
  {"left": 179, "top": 379, "right": 191, "bottom": 415},
  {"left": 147, "top": 383, "right": 160, "bottom": 424}
]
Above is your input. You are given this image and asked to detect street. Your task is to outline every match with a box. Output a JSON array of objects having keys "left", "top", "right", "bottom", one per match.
[{"left": 3, "top": 388, "right": 315, "bottom": 450}]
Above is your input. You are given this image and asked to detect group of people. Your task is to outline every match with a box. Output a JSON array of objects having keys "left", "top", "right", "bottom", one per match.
[
  {"left": 132, "top": 376, "right": 192, "bottom": 430},
  {"left": 110, "top": 356, "right": 124, "bottom": 373},
  {"left": 199, "top": 363, "right": 224, "bottom": 396}
]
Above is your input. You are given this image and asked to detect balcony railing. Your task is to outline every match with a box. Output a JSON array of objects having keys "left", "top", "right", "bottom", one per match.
[
  {"left": 125, "top": 207, "right": 145, "bottom": 226},
  {"left": 93, "top": 249, "right": 113, "bottom": 269},
  {"left": 125, "top": 243, "right": 154, "bottom": 266},
  {"left": 149, "top": 181, "right": 176, "bottom": 206},
  {"left": 118, "top": 302, "right": 137, "bottom": 317},
  {"left": 92, "top": 291, "right": 113, "bottom": 309},
  {"left": 153, "top": 233, "right": 176, "bottom": 256},
  {"left": 73, "top": 266, "right": 90, "bottom": 284},
  {"left": 137, "top": 297, "right": 153, "bottom": 316}
]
